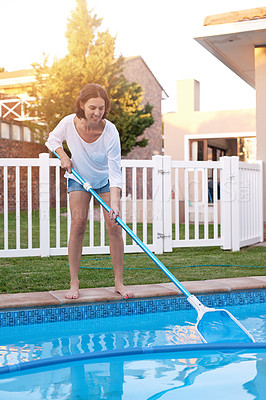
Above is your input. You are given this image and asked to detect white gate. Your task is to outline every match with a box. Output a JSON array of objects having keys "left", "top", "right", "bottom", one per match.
[
  {"left": 0, "top": 154, "right": 263, "bottom": 257},
  {"left": 159, "top": 156, "right": 263, "bottom": 252}
]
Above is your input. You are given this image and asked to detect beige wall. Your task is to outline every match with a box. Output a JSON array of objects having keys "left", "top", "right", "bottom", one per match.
[
  {"left": 163, "top": 79, "right": 259, "bottom": 227},
  {"left": 255, "top": 46, "right": 266, "bottom": 233},
  {"left": 163, "top": 79, "right": 256, "bottom": 161}
]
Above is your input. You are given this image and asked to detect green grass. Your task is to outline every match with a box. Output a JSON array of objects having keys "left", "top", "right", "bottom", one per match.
[
  {"left": 0, "top": 246, "right": 265, "bottom": 294},
  {"left": 0, "top": 209, "right": 154, "bottom": 248},
  {"left": 0, "top": 209, "right": 265, "bottom": 294},
  {"left": 0, "top": 208, "right": 220, "bottom": 249}
]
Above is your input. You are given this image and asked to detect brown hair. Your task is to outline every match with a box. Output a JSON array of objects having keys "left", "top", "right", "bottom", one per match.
[{"left": 75, "top": 83, "right": 111, "bottom": 119}]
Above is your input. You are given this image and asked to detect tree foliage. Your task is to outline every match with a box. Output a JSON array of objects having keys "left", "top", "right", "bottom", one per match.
[{"left": 28, "top": 0, "right": 154, "bottom": 155}]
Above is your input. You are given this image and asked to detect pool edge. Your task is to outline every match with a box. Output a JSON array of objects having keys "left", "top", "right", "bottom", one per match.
[{"left": 1, "top": 275, "right": 266, "bottom": 309}]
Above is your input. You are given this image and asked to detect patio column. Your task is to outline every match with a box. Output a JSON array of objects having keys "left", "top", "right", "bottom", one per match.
[{"left": 255, "top": 46, "right": 266, "bottom": 240}]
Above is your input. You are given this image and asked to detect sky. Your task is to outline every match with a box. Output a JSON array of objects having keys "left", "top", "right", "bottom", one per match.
[{"left": 1, "top": 0, "right": 266, "bottom": 114}]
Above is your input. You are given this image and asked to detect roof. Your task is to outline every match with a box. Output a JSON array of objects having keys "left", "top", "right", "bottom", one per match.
[
  {"left": 124, "top": 56, "right": 168, "bottom": 99},
  {"left": 0, "top": 69, "right": 34, "bottom": 79},
  {"left": 194, "top": 7, "right": 266, "bottom": 88},
  {"left": 204, "top": 7, "right": 266, "bottom": 26},
  {"left": 0, "top": 69, "right": 35, "bottom": 89},
  {"left": 0, "top": 58, "right": 168, "bottom": 98}
]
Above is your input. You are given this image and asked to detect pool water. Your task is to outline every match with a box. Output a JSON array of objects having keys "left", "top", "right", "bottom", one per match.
[
  {"left": 0, "top": 307, "right": 202, "bottom": 367},
  {"left": 0, "top": 296, "right": 266, "bottom": 399},
  {"left": 1, "top": 348, "right": 266, "bottom": 400}
]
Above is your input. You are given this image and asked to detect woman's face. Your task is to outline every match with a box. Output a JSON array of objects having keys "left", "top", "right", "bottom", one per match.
[{"left": 81, "top": 97, "right": 105, "bottom": 125}]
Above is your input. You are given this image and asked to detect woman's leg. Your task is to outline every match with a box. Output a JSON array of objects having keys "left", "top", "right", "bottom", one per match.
[
  {"left": 100, "top": 192, "right": 133, "bottom": 299},
  {"left": 66, "top": 191, "right": 91, "bottom": 299}
]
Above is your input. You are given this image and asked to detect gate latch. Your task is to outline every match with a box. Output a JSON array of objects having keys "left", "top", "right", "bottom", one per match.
[{"left": 157, "top": 233, "right": 171, "bottom": 239}]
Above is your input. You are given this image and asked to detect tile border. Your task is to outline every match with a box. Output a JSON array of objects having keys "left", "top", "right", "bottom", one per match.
[{"left": 0, "top": 288, "right": 266, "bottom": 328}]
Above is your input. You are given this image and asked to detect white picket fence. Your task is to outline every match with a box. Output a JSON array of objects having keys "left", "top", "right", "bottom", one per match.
[{"left": 0, "top": 154, "right": 263, "bottom": 257}]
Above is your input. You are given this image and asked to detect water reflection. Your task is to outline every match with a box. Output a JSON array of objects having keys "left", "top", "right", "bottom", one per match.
[
  {"left": 0, "top": 347, "right": 266, "bottom": 399},
  {"left": 243, "top": 316, "right": 266, "bottom": 400},
  {"left": 0, "top": 324, "right": 200, "bottom": 367}
]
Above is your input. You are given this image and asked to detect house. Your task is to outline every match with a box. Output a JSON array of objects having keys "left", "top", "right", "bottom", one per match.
[
  {"left": 122, "top": 56, "right": 167, "bottom": 160},
  {"left": 0, "top": 69, "right": 44, "bottom": 157},
  {"left": 164, "top": 7, "right": 266, "bottom": 240},
  {"left": 0, "top": 56, "right": 167, "bottom": 211},
  {"left": 0, "top": 56, "right": 167, "bottom": 160},
  {"left": 163, "top": 79, "right": 256, "bottom": 162}
]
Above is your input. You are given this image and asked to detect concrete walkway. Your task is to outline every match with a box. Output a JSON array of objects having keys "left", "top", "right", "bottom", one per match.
[{"left": 1, "top": 275, "right": 266, "bottom": 310}]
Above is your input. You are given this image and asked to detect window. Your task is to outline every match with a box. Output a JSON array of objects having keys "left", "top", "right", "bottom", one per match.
[
  {"left": 23, "top": 127, "right": 31, "bottom": 142},
  {"left": 13, "top": 124, "right": 21, "bottom": 141},
  {"left": 208, "top": 145, "right": 226, "bottom": 161},
  {"left": 239, "top": 138, "right": 256, "bottom": 162},
  {"left": 1, "top": 122, "right": 10, "bottom": 139},
  {"left": 190, "top": 140, "right": 207, "bottom": 161},
  {"left": 190, "top": 140, "right": 226, "bottom": 161}
]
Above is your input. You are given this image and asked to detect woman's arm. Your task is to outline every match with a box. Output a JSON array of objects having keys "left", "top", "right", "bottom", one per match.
[
  {"left": 109, "top": 187, "right": 121, "bottom": 224},
  {"left": 45, "top": 116, "right": 73, "bottom": 173}
]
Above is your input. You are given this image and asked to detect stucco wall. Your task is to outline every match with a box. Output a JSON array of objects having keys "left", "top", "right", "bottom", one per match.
[{"left": 163, "top": 79, "right": 256, "bottom": 161}]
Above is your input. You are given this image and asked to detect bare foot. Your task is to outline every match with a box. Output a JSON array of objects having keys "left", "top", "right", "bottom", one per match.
[
  {"left": 115, "top": 284, "right": 134, "bottom": 299},
  {"left": 65, "top": 283, "right": 79, "bottom": 299}
]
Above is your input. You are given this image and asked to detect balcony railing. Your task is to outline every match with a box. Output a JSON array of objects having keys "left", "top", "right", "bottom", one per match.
[{"left": 0, "top": 97, "right": 35, "bottom": 121}]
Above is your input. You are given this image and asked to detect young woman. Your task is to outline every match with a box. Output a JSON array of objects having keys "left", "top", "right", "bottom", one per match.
[{"left": 45, "top": 83, "right": 133, "bottom": 300}]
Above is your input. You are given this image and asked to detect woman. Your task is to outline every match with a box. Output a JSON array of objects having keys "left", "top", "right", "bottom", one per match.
[{"left": 45, "top": 83, "right": 133, "bottom": 300}]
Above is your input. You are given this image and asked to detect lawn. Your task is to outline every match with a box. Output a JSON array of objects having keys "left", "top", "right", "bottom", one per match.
[
  {"left": 0, "top": 209, "right": 265, "bottom": 294},
  {"left": 0, "top": 208, "right": 220, "bottom": 249},
  {"left": 0, "top": 246, "right": 265, "bottom": 294}
]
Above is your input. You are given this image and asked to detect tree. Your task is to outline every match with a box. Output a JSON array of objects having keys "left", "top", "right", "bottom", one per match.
[
  {"left": 28, "top": 0, "right": 154, "bottom": 155},
  {"left": 28, "top": 55, "right": 85, "bottom": 141},
  {"left": 108, "top": 83, "right": 153, "bottom": 156}
]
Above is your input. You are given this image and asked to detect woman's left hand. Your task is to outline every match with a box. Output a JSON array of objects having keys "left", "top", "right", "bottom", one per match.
[
  {"left": 109, "top": 187, "right": 121, "bottom": 225},
  {"left": 109, "top": 207, "right": 120, "bottom": 225}
]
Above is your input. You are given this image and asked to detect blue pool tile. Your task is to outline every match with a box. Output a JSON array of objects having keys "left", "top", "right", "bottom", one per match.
[{"left": 0, "top": 289, "right": 266, "bottom": 328}]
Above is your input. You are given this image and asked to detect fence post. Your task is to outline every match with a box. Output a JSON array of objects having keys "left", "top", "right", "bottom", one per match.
[
  {"left": 231, "top": 156, "right": 240, "bottom": 251},
  {"left": 257, "top": 160, "right": 264, "bottom": 243},
  {"left": 39, "top": 153, "right": 50, "bottom": 257},
  {"left": 152, "top": 155, "right": 164, "bottom": 254},
  {"left": 162, "top": 155, "right": 173, "bottom": 252},
  {"left": 220, "top": 157, "right": 232, "bottom": 250}
]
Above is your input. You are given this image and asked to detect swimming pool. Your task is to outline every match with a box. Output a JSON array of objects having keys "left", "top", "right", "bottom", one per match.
[{"left": 0, "top": 290, "right": 266, "bottom": 399}]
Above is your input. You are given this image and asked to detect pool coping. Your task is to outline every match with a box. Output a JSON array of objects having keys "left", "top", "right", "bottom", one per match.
[{"left": 1, "top": 275, "right": 266, "bottom": 309}]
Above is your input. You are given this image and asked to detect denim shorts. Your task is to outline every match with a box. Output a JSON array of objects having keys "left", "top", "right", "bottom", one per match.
[{"left": 67, "top": 178, "right": 110, "bottom": 194}]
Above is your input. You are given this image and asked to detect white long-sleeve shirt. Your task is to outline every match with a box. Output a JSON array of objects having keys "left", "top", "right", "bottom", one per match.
[{"left": 45, "top": 114, "right": 122, "bottom": 189}]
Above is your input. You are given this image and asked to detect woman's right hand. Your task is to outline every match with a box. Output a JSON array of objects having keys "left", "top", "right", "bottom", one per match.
[
  {"left": 55, "top": 148, "right": 73, "bottom": 173},
  {"left": 60, "top": 155, "right": 73, "bottom": 174}
]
